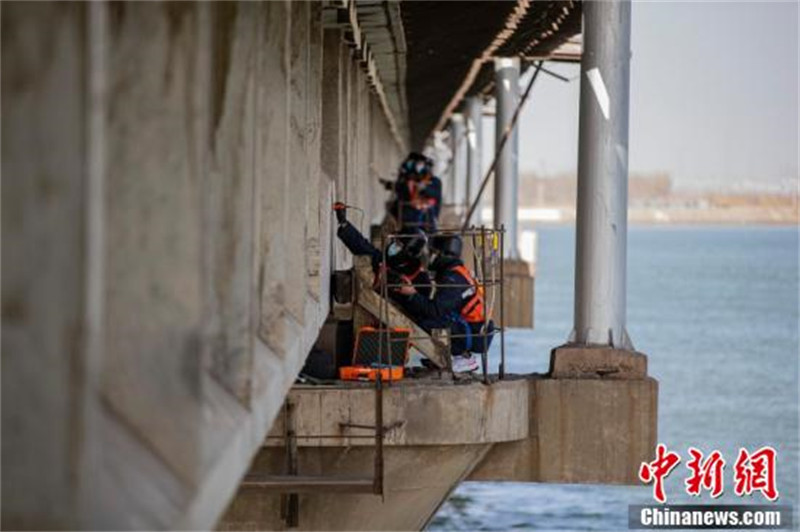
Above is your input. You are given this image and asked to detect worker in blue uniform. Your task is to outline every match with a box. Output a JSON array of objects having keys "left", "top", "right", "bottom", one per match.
[
  {"left": 396, "top": 234, "right": 494, "bottom": 373},
  {"left": 387, "top": 152, "right": 443, "bottom": 233}
]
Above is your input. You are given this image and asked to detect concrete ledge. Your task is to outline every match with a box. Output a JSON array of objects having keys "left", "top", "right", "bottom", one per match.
[
  {"left": 266, "top": 378, "right": 530, "bottom": 447},
  {"left": 549, "top": 344, "right": 648, "bottom": 379},
  {"left": 222, "top": 374, "right": 658, "bottom": 529}
]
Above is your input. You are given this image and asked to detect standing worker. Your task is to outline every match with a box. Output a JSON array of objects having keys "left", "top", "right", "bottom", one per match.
[
  {"left": 387, "top": 153, "right": 442, "bottom": 233},
  {"left": 396, "top": 234, "right": 494, "bottom": 373}
]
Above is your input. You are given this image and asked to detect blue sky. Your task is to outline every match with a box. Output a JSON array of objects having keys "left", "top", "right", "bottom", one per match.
[{"left": 489, "top": 1, "right": 799, "bottom": 192}]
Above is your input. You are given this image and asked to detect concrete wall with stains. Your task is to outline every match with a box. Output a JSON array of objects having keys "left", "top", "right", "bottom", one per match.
[{"left": 1, "top": 2, "right": 403, "bottom": 529}]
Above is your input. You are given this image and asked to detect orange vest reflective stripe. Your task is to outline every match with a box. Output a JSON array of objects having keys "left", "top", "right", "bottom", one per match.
[{"left": 450, "top": 264, "right": 485, "bottom": 323}]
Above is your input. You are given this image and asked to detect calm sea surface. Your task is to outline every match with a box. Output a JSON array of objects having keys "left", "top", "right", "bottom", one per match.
[{"left": 429, "top": 225, "right": 799, "bottom": 531}]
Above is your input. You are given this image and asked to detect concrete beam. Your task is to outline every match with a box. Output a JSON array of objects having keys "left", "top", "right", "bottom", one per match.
[{"left": 265, "top": 378, "right": 530, "bottom": 448}]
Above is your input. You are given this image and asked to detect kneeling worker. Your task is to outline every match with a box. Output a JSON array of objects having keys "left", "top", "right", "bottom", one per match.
[
  {"left": 333, "top": 202, "right": 431, "bottom": 308},
  {"left": 396, "top": 234, "right": 494, "bottom": 373}
]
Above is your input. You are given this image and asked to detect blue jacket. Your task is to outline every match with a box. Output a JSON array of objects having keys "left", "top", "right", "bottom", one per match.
[
  {"left": 337, "top": 220, "right": 382, "bottom": 270},
  {"left": 401, "top": 257, "right": 494, "bottom": 354},
  {"left": 391, "top": 175, "right": 442, "bottom": 232},
  {"left": 402, "top": 257, "right": 471, "bottom": 323}
]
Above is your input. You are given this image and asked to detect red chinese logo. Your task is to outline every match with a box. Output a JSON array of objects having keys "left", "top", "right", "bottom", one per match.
[
  {"left": 639, "top": 443, "right": 682, "bottom": 503},
  {"left": 685, "top": 447, "right": 726, "bottom": 498},
  {"left": 733, "top": 446, "right": 779, "bottom": 501},
  {"left": 639, "top": 444, "right": 779, "bottom": 503}
]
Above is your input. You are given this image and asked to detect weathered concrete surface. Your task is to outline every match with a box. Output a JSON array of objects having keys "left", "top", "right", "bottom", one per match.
[
  {"left": 219, "top": 445, "right": 492, "bottom": 531},
  {"left": 1, "top": 4, "right": 88, "bottom": 528},
  {"left": 550, "top": 345, "right": 648, "bottom": 379},
  {"left": 1, "top": 3, "right": 403, "bottom": 529},
  {"left": 503, "top": 258, "right": 535, "bottom": 329},
  {"left": 219, "top": 378, "right": 529, "bottom": 530},
  {"left": 266, "top": 378, "right": 530, "bottom": 447},
  {"left": 220, "top": 373, "right": 657, "bottom": 530},
  {"left": 469, "top": 377, "right": 658, "bottom": 484}
]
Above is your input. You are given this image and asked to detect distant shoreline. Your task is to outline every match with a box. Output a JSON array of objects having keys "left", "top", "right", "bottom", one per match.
[
  {"left": 483, "top": 206, "right": 799, "bottom": 227},
  {"left": 528, "top": 220, "right": 799, "bottom": 227}
]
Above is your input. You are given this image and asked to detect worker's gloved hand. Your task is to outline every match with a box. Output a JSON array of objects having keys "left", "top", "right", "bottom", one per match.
[
  {"left": 333, "top": 202, "right": 347, "bottom": 224},
  {"left": 386, "top": 270, "right": 416, "bottom": 296},
  {"left": 379, "top": 178, "right": 394, "bottom": 191},
  {"left": 398, "top": 282, "right": 416, "bottom": 296}
]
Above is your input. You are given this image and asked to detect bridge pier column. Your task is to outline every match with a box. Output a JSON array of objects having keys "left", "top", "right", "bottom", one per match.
[
  {"left": 572, "top": 0, "right": 632, "bottom": 349},
  {"left": 450, "top": 113, "right": 467, "bottom": 212},
  {"left": 493, "top": 57, "right": 520, "bottom": 259},
  {"left": 464, "top": 96, "right": 483, "bottom": 226},
  {"left": 493, "top": 57, "right": 534, "bottom": 328},
  {"left": 552, "top": 0, "right": 642, "bottom": 372}
]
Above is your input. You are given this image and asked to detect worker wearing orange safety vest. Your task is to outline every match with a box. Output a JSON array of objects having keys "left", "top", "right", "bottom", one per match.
[{"left": 397, "top": 234, "right": 494, "bottom": 373}]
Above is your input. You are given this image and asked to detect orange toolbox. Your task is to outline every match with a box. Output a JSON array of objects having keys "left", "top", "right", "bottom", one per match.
[
  {"left": 339, "top": 365, "right": 404, "bottom": 382},
  {"left": 339, "top": 327, "right": 410, "bottom": 382}
]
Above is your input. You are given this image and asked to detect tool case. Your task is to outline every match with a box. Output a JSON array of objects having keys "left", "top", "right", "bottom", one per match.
[
  {"left": 339, "top": 364, "right": 404, "bottom": 382},
  {"left": 339, "top": 327, "right": 410, "bottom": 382}
]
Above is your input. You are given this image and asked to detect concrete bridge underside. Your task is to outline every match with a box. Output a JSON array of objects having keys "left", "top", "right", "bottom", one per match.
[{"left": 3, "top": 2, "right": 403, "bottom": 529}]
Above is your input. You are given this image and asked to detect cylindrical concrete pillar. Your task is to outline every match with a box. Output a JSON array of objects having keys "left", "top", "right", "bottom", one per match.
[
  {"left": 493, "top": 58, "right": 520, "bottom": 258},
  {"left": 450, "top": 113, "right": 467, "bottom": 211},
  {"left": 437, "top": 129, "right": 454, "bottom": 204},
  {"left": 464, "top": 97, "right": 483, "bottom": 225},
  {"left": 573, "top": 0, "right": 632, "bottom": 348}
]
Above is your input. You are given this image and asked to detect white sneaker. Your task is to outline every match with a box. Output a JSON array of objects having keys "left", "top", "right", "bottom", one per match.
[{"left": 452, "top": 354, "right": 479, "bottom": 373}]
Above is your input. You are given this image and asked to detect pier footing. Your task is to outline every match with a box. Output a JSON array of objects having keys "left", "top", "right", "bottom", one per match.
[{"left": 549, "top": 345, "right": 648, "bottom": 379}]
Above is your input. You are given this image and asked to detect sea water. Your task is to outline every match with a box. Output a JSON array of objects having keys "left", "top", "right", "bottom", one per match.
[{"left": 429, "top": 225, "right": 799, "bottom": 531}]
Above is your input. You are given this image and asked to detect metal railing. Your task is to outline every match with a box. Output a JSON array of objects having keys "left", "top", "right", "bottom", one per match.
[{"left": 375, "top": 225, "right": 507, "bottom": 383}]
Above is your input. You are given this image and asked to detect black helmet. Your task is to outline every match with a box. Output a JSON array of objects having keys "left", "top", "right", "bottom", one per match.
[
  {"left": 400, "top": 227, "right": 427, "bottom": 258},
  {"left": 430, "top": 234, "right": 463, "bottom": 259},
  {"left": 400, "top": 152, "right": 433, "bottom": 177},
  {"left": 385, "top": 229, "right": 427, "bottom": 275}
]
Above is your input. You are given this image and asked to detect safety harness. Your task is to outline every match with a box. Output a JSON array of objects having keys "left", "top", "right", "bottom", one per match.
[
  {"left": 450, "top": 265, "right": 485, "bottom": 323},
  {"left": 444, "top": 265, "right": 485, "bottom": 352}
]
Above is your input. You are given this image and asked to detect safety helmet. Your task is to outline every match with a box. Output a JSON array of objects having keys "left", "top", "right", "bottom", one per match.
[
  {"left": 400, "top": 152, "right": 434, "bottom": 177},
  {"left": 430, "top": 234, "right": 463, "bottom": 259},
  {"left": 400, "top": 227, "right": 428, "bottom": 258},
  {"left": 385, "top": 228, "right": 427, "bottom": 275},
  {"left": 385, "top": 229, "right": 427, "bottom": 260}
]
